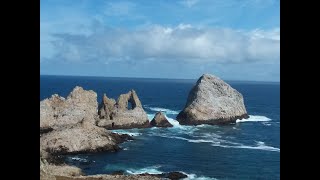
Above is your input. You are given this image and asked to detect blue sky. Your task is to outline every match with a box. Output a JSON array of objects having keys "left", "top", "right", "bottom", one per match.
[{"left": 40, "top": 0, "right": 280, "bottom": 81}]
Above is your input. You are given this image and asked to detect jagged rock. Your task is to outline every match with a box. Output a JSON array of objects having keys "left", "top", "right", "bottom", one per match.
[
  {"left": 40, "top": 158, "right": 83, "bottom": 180},
  {"left": 54, "top": 174, "right": 161, "bottom": 180},
  {"left": 140, "top": 172, "right": 188, "bottom": 180},
  {"left": 117, "top": 90, "right": 142, "bottom": 109},
  {"left": 177, "top": 74, "right": 249, "bottom": 125},
  {"left": 97, "top": 90, "right": 150, "bottom": 129},
  {"left": 98, "top": 94, "right": 116, "bottom": 120},
  {"left": 40, "top": 117, "right": 120, "bottom": 155},
  {"left": 150, "top": 112, "right": 173, "bottom": 127},
  {"left": 164, "top": 172, "right": 188, "bottom": 180},
  {"left": 40, "top": 86, "right": 98, "bottom": 131}
]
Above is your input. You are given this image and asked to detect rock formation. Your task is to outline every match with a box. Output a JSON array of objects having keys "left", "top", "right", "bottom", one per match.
[
  {"left": 177, "top": 74, "right": 249, "bottom": 125},
  {"left": 97, "top": 90, "right": 150, "bottom": 129},
  {"left": 40, "top": 86, "right": 98, "bottom": 131},
  {"left": 150, "top": 112, "right": 173, "bottom": 127},
  {"left": 40, "top": 117, "right": 120, "bottom": 155},
  {"left": 40, "top": 87, "right": 135, "bottom": 156}
]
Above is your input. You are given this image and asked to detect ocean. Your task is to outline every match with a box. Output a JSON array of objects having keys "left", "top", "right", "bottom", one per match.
[{"left": 40, "top": 75, "right": 280, "bottom": 180}]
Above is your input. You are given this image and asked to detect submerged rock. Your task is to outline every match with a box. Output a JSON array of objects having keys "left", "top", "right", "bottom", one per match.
[
  {"left": 97, "top": 90, "right": 150, "bottom": 129},
  {"left": 177, "top": 74, "right": 249, "bottom": 125},
  {"left": 150, "top": 112, "right": 173, "bottom": 127},
  {"left": 140, "top": 172, "right": 188, "bottom": 180},
  {"left": 165, "top": 172, "right": 188, "bottom": 180}
]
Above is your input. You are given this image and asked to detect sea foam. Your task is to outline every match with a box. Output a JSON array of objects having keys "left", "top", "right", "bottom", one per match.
[
  {"left": 236, "top": 115, "right": 271, "bottom": 123},
  {"left": 111, "top": 129, "right": 142, "bottom": 137},
  {"left": 126, "top": 165, "right": 163, "bottom": 174},
  {"left": 145, "top": 106, "right": 180, "bottom": 115},
  {"left": 183, "top": 173, "right": 219, "bottom": 180}
]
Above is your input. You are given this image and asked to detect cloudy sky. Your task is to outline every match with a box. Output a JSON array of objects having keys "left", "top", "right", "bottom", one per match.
[{"left": 40, "top": 0, "right": 280, "bottom": 81}]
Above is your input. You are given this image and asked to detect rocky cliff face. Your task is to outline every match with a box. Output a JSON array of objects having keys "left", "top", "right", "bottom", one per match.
[
  {"left": 97, "top": 90, "right": 150, "bottom": 129},
  {"left": 40, "top": 86, "right": 98, "bottom": 131},
  {"left": 150, "top": 112, "right": 173, "bottom": 127},
  {"left": 177, "top": 74, "right": 249, "bottom": 125},
  {"left": 40, "top": 117, "right": 120, "bottom": 155},
  {"left": 40, "top": 87, "right": 132, "bottom": 157}
]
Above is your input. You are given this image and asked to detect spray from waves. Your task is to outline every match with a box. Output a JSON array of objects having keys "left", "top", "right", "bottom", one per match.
[
  {"left": 144, "top": 106, "right": 180, "bottom": 115},
  {"left": 236, "top": 115, "right": 271, "bottom": 123},
  {"left": 70, "top": 156, "right": 89, "bottom": 162},
  {"left": 126, "top": 166, "right": 218, "bottom": 179},
  {"left": 126, "top": 165, "right": 163, "bottom": 174},
  {"left": 183, "top": 173, "right": 219, "bottom": 180},
  {"left": 111, "top": 129, "right": 142, "bottom": 137}
]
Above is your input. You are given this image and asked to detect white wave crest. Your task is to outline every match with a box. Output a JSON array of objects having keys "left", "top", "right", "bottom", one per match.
[
  {"left": 111, "top": 129, "right": 142, "bottom": 137},
  {"left": 236, "top": 115, "right": 271, "bottom": 123},
  {"left": 126, "top": 165, "right": 163, "bottom": 174},
  {"left": 183, "top": 173, "right": 219, "bottom": 180},
  {"left": 145, "top": 106, "right": 180, "bottom": 115},
  {"left": 70, "top": 156, "right": 88, "bottom": 162},
  {"left": 156, "top": 134, "right": 279, "bottom": 152},
  {"left": 211, "top": 141, "right": 280, "bottom": 152}
]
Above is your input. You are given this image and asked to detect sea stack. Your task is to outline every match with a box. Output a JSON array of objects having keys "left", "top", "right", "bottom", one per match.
[
  {"left": 176, "top": 74, "right": 249, "bottom": 125},
  {"left": 150, "top": 112, "right": 173, "bottom": 127},
  {"left": 40, "top": 86, "right": 126, "bottom": 156},
  {"left": 97, "top": 90, "right": 150, "bottom": 129}
]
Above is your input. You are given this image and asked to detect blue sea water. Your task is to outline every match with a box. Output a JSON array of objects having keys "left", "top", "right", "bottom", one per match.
[{"left": 40, "top": 75, "right": 280, "bottom": 180}]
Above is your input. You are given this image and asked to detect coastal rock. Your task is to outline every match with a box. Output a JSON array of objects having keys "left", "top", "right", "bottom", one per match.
[
  {"left": 177, "top": 74, "right": 249, "bottom": 125},
  {"left": 140, "top": 172, "right": 188, "bottom": 180},
  {"left": 41, "top": 158, "right": 83, "bottom": 180},
  {"left": 40, "top": 117, "right": 120, "bottom": 155},
  {"left": 150, "top": 112, "right": 173, "bottom": 127},
  {"left": 98, "top": 94, "right": 116, "bottom": 120},
  {"left": 54, "top": 174, "right": 161, "bottom": 180},
  {"left": 165, "top": 172, "right": 188, "bottom": 180},
  {"left": 40, "top": 86, "right": 98, "bottom": 131},
  {"left": 117, "top": 90, "right": 143, "bottom": 109},
  {"left": 97, "top": 90, "right": 150, "bottom": 129}
]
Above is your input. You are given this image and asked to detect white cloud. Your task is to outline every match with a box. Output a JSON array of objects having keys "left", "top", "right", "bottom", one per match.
[{"left": 43, "top": 24, "right": 279, "bottom": 65}]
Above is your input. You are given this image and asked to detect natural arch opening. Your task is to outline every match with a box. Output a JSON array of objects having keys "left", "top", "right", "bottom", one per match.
[{"left": 127, "top": 95, "right": 137, "bottom": 110}]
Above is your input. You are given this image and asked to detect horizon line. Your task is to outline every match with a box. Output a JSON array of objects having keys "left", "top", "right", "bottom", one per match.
[{"left": 40, "top": 74, "right": 280, "bottom": 83}]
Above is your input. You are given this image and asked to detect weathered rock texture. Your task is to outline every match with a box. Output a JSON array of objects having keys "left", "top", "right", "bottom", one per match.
[
  {"left": 41, "top": 158, "right": 83, "bottom": 180},
  {"left": 40, "top": 86, "right": 134, "bottom": 156},
  {"left": 150, "top": 112, "right": 173, "bottom": 127},
  {"left": 40, "top": 118, "right": 120, "bottom": 155},
  {"left": 177, "top": 74, "right": 249, "bottom": 125},
  {"left": 97, "top": 90, "right": 150, "bottom": 129},
  {"left": 40, "top": 86, "right": 98, "bottom": 131},
  {"left": 54, "top": 174, "right": 161, "bottom": 180},
  {"left": 40, "top": 158, "right": 162, "bottom": 180}
]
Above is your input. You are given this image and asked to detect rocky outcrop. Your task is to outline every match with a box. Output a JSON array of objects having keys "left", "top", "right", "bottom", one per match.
[
  {"left": 41, "top": 158, "right": 83, "bottom": 180},
  {"left": 40, "top": 86, "right": 98, "bottom": 131},
  {"left": 54, "top": 174, "right": 161, "bottom": 180},
  {"left": 97, "top": 90, "right": 150, "bottom": 129},
  {"left": 40, "top": 117, "right": 120, "bottom": 155},
  {"left": 150, "top": 112, "right": 173, "bottom": 127},
  {"left": 98, "top": 94, "right": 116, "bottom": 120},
  {"left": 40, "top": 87, "right": 136, "bottom": 157},
  {"left": 177, "top": 74, "right": 249, "bottom": 125}
]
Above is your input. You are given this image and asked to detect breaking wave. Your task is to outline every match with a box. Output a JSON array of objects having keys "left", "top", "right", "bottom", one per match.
[
  {"left": 236, "top": 115, "right": 271, "bottom": 123},
  {"left": 144, "top": 106, "right": 180, "bottom": 115},
  {"left": 126, "top": 165, "right": 163, "bottom": 174}
]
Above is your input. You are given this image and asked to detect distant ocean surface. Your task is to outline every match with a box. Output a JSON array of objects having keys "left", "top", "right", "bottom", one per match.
[{"left": 40, "top": 75, "right": 280, "bottom": 180}]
